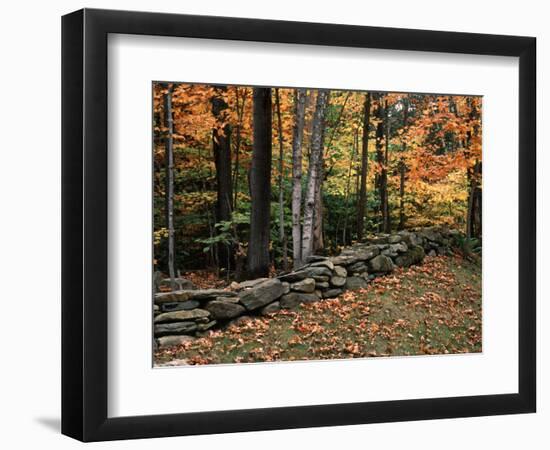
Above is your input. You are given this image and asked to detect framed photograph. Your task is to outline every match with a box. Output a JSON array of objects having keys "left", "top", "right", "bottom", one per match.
[{"left": 62, "top": 8, "right": 536, "bottom": 442}]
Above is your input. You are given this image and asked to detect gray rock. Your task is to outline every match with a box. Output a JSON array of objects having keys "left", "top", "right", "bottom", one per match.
[
  {"left": 197, "top": 320, "right": 217, "bottom": 331},
  {"left": 345, "top": 276, "right": 369, "bottom": 290},
  {"left": 278, "top": 270, "right": 308, "bottom": 283},
  {"left": 314, "top": 290, "right": 323, "bottom": 298},
  {"left": 419, "top": 228, "right": 444, "bottom": 244},
  {"left": 368, "top": 254, "right": 394, "bottom": 273},
  {"left": 154, "top": 290, "right": 192, "bottom": 304},
  {"left": 154, "top": 289, "right": 236, "bottom": 304},
  {"left": 428, "top": 249, "right": 437, "bottom": 257},
  {"left": 388, "top": 234, "right": 402, "bottom": 244},
  {"left": 334, "top": 266, "right": 347, "bottom": 278},
  {"left": 291, "top": 278, "right": 316, "bottom": 293},
  {"left": 382, "top": 248, "right": 398, "bottom": 258},
  {"left": 260, "top": 301, "right": 281, "bottom": 315},
  {"left": 393, "top": 242, "right": 408, "bottom": 253},
  {"left": 157, "top": 335, "right": 195, "bottom": 348},
  {"left": 409, "top": 233, "right": 424, "bottom": 247},
  {"left": 227, "top": 315, "right": 252, "bottom": 328},
  {"left": 303, "top": 266, "right": 333, "bottom": 278},
  {"left": 238, "top": 278, "right": 285, "bottom": 311},
  {"left": 236, "top": 278, "right": 269, "bottom": 290},
  {"left": 205, "top": 301, "right": 246, "bottom": 320},
  {"left": 315, "top": 281, "right": 330, "bottom": 290},
  {"left": 194, "top": 316, "right": 211, "bottom": 324},
  {"left": 330, "top": 276, "right": 347, "bottom": 287},
  {"left": 339, "top": 245, "right": 379, "bottom": 262},
  {"left": 213, "top": 296, "right": 241, "bottom": 304},
  {"left": 394, "top": 245, "right": 425, "bottom": 268},
  {"left": 311, "top": 275, "right": 330, "bottom": 282},
  {"left": 348, "top": 261, "right": 368, "bottom": 273},
  {"left": 329, "top": 255, "right": 357, "bottom": 266},
  {"left": 154, "top": 321, "right": 197, "bottom": 337},
  {"left": 154, "top": 308, "right": 210, "bottom": 324},
  {"left": 304, "top": 255, "right": 329, "bottom": 263},
  {"left": 188, "top": 289, "right": 238, "bottom": 301},
  {"left": 323, "top": 288, "right": 344, "bottom": 298},
  {"left": 368, "top": 236, "right": 389, "bottom": 245},
  {"left": 279, "top": 292, "right": 319, "bottom": 308},
  {"left": 309, "top": 260, "right": 335, "bottom": 270},
  {"left": 160, "top": 300, "right": 200, "bottom": 313},
  {"left": 281, "top": 282, "right": 290, "bottom": 295}
]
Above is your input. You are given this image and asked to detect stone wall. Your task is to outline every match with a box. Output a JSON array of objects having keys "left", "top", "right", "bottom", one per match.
[{"left": 154, "top": 227, "right": 463, "bottom": 349}]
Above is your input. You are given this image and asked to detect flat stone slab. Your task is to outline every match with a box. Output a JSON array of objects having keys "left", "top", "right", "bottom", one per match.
[
  {"left": 205, "top": 301, "right": 246, "bottom": 320},
  {"left": 290, "top": 278, "right": 316, "bottom": 293},
  {"left": 156, "top": 335, "right": 195, "bottom": 349},
  {"left": 238, "top": 278, "right": 285, "bottom": 311},
  {"left": 160, "top": 300, "right": 200, "bottom": 313},
  {"left": 279, "top": 292, "right": 318, "bottom": 309},
  {"left": 154, "top": 321, "right": 197, "bottom": 337},
  {"left": 154, "top": 308, "right": 210, "bottom": 324}
]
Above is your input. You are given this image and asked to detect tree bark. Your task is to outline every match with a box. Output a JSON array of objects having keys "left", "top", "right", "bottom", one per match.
[
  {"left": 247, "top": 88, "right": 272, "bottom": 278},
  {"left": 291, "top": 88, "right": 307, "bottom": 268},
  {"left": 313, "top": 123, "right": 327, "bottom": 254},
  {"left": 232, "top": 87, "right": 247, "bottom": 210},
  {"left": 274, "top": 89, "right": 288, "bottom": 270},
  {"left": 381, "top": 97, "right": 391, "bottom": 233},
  {"left": 212, "top": 87, "right": 233, "bottom": 271},
  {"left": 341, "top": 128, "right": 358, "bottom": 246},
  {"left": 163, "top": 85, "right": 176, "bottom": 290},
  {"left": 301, "top": 90, "right": 329, "bottom": 260},
  {"left": 398, "top": 97, "right": 408, "bottom": 230},
  {"left": 356, "top": 93, "right": 371, "bottom": 241},
  {"left": 374, "top": 94, "right": 385, "bottom": 232}
]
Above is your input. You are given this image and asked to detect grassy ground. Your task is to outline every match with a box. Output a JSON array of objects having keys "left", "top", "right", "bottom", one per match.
[{"left": 154, "top": 255, "right": 481, "bottom": 366}]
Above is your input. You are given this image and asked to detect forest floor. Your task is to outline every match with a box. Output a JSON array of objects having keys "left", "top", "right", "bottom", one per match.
[{"left": 154, "top": 255, "right": 482, "bottom": 366}]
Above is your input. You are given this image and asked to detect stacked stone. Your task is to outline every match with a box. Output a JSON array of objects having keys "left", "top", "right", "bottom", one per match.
[
  {"left": 154, "top": 288, "right": 239, "bottom": 348},
  {"left": 153, "top": 227, "right": 461, "bottom": 349}
]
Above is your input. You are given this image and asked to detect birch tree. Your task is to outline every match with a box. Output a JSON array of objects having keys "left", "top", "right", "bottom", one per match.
[
  {"left": 163, "top": 84, "right": 176, "bottom": 290},
  {"left": 291, "top": 88, "right": 307, "bottom": 268},
  {"left": 301, "top": 89, "right": 329, "bottom": 260}
]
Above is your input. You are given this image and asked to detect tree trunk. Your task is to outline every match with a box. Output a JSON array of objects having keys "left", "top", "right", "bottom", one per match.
[
  {"left": 163, "top": 85, "right": 176, "bottom": 290},
  {"left": 467, "top": 160, "right": 482, "bottom": 239},
  {"left": 313, "top": 167, "right": 324, "bottom": 253},
  {"left": 374, "top": 94, "right": 385, "bottom": 232},
  {"left": 274, "top": 89, "right": 288, "bottom": 270},
  {"left": 341, "top": 128, "right": 358, "bottom": 246},
  {"left": 313, "top": 123, "right": 327, "bottom": 254},
  {"left": 302, "top": 90, "right": 329, "bottom": 260},
  {"left": 356, "top": 93, "right": 371, "bottom": 241},
  {"left": 232, "top": 87, "right": 247, "bottom": 210},
  {"left": 291, "top": 88, "right": 307, "bottom": 269},
  {"left": 381, "top": 98, "right": 391, "bottom": 233},
  {"left": 247, "top": 88, "right": 272, "bottom": 278},
  {"left": 398, "top": 98, "right": 408, "bottom": 230},
  {"left": 212, "top": 87, "right": 233, "bottom": 271}
]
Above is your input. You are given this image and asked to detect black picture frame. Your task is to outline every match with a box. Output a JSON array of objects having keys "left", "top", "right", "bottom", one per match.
[{"left": 61, "top": 8, "right": 536, "bottom": 442}]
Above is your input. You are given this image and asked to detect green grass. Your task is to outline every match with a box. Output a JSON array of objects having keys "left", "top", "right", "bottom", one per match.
[{"left": 154, "top": 255, "right": 482, "bottom": 366}]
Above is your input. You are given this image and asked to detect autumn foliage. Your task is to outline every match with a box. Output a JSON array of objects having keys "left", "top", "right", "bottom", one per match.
[{"left": 153, "top": 83, "right": 481, "bottom": 276}]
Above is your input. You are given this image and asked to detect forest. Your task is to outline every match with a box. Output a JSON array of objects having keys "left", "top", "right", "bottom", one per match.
[{"left": 153, "top": 83, "right": 482, "bottom": 283}]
